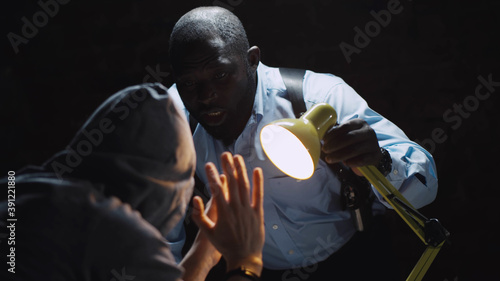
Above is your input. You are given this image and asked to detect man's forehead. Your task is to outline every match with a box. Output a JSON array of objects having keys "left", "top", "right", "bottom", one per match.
[
  {"left": 179, "top": 36, "right": 226, "bottom": 56},
  {"left": 173, "top": 38, "right": 236, "bottom": 74}
]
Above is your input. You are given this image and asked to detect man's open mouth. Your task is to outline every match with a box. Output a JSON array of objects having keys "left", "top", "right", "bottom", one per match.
[{"left": 202, "top": 110, "right": 227, "bottom": 126}]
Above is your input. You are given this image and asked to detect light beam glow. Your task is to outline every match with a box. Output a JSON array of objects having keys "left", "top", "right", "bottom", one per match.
[{"left": 261, "top": 124, "right": 314, "bottom": 180}]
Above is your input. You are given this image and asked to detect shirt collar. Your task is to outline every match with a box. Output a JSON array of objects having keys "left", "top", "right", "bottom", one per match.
[{"left": 253, "top": 62, "right": 269, "bottom": 122}]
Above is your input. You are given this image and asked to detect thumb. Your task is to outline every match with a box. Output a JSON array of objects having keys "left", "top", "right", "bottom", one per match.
[
  {"left": 350, "top": 166, "right": 363, "bottom": 177},
  {"left": 191, "top": 196, "right": 215, "bottom": 234}
]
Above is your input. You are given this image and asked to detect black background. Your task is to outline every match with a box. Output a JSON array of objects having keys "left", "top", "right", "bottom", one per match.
[{"left": 2, "top": 0, "right": 500, "bottom": 280}]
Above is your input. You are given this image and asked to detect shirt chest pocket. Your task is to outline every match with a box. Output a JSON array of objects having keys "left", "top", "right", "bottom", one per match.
[{"left": 267, "top": 167, "right": 342, "bottom": 216}]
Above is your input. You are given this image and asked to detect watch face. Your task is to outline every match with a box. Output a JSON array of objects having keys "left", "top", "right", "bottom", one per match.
[{"left": 378, "top": 148, "right": 392, "bottom": 176}]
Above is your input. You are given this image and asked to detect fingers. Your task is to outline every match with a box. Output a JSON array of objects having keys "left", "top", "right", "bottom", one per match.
[
  {"left": 205, "top": 162, "right": 227, "bottom": 209},
  {"left": 322, "top": 119, "right": 380, "bottom": 166},
  {"left": 207, "top": 152, "right": 258, "bottom": 209},
  {"left": 221, "top": 152, "right": 241, "bottom": 206},
  {"left": 351, "top": 167, "right": 363, "bottom": 177},
  {"left": 252, "top": 167, "right": 264, "bottom": 216},
  {"left": 219, "top": 174, "right": 228, "bottom": 201},
  {"left": 330, "top": 141, "right": 380, "bottom": 167},
  {"left": 342, "top": 147, "right": 382, "bottom": 168},
  {"left": 322, "top": 120, "right": 366, "bottom": 154},
  {"left": 204, "top": 197, "right": 218, "bottom": 222},
  {"left": 234, "top": 154, "right": 251, "bottom": 207}
]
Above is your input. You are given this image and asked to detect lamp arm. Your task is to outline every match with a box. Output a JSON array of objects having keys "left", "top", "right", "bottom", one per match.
[{"left": 358, "top": 165, "right": 450, "bottom": 281}]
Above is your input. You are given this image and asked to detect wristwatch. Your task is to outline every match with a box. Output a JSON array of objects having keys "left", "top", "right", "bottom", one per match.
[
  {"left": 377, "top": 148, "right": 392, "bottom": 177},
  {"left": 225, "top": 266, "right": 260, "bottom": 281}
]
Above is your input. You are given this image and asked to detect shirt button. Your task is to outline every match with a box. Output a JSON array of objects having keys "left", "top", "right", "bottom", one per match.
[
  {"left": 272, "top": 224, "right": 278, "bottom": 230},
  {"left": 393, "top": 169, "right": 398, "bottom": 175},
  {"left": 288, "top": 250, "right": 294, "bottom": 255}
]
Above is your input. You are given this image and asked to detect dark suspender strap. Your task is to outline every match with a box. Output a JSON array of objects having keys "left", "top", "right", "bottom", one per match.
[{"left": 279, "top": 68, "right": 307, "bottom": 118}]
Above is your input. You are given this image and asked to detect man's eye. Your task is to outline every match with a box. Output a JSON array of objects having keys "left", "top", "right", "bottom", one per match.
[{"left": 214, "top": 72, "right": 227, "bottom": 79}]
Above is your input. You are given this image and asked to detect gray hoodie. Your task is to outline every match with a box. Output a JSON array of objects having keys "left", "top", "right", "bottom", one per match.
[{"left": 0, "top": 83, "right": 195, "bottom": 280}]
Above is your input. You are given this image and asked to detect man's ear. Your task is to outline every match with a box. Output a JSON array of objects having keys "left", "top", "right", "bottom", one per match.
[{"left": 247, "top": 46, "right": 260, "bottom": 71}]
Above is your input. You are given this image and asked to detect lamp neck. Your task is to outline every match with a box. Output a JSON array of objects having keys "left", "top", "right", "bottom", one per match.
[{"left": 300, "top": 103, "right": 337, "bottom": 139}]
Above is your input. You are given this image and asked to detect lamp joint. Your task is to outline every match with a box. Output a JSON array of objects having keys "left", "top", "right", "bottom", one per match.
[{"left": 424, "top": 218, "right": 450, "bottom": 247}]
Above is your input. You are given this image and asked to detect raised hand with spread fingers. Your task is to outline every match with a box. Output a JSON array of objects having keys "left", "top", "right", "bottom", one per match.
[{"left": 192, "top": 152, "right": 265, "bottom": 279}]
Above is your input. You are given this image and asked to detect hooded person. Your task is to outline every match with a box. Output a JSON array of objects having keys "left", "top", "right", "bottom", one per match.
[{"left": 0, "top": 83, "right": 196, "bottom": 280}]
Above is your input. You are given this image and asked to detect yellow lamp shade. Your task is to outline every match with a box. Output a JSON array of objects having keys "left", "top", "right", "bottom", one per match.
[{"left": 260, "top": 103, "right": 337, "bottom": 180}]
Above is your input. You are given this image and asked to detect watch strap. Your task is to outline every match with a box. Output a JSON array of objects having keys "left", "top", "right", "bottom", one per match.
[{"left": 225, "top": 266, "right": 260, "bottom": 281}]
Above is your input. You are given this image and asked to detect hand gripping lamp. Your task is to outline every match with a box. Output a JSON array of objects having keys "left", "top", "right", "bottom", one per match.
[{"left": 260, "top": 103, "right": 449, "bottom": 281}]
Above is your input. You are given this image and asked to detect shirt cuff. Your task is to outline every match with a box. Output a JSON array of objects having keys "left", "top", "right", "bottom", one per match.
[{"left": 373, "top": 145, "right": 438, "bottom": 209}]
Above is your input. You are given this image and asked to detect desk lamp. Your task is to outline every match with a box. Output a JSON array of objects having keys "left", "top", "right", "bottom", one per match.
[{"left": 260, "top": 103, "right": 449, "bottom": 281}]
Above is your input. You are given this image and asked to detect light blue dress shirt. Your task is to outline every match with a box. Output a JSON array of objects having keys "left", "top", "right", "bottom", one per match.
[{"left": 167, "top": 62, "right": 438, "bottom": 270}]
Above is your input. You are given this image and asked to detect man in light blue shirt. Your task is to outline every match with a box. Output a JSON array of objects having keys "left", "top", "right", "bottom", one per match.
[{"left": 166, "top": 6, "right": 438, "bottom": 280}]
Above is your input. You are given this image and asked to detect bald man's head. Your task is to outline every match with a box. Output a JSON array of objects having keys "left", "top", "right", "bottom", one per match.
[{"left": 169, "top": 6, "right": 250, "bottom": 68}]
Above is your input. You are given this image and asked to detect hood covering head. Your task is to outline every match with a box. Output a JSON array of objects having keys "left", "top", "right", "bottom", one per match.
[{"left": 31, "top": 83, "right": 195, "bottom": 235}]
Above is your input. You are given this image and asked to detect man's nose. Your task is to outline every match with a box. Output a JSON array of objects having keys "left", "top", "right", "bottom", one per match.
[{"left": 197, "top": 82, "right": 217, "bottom": 104}]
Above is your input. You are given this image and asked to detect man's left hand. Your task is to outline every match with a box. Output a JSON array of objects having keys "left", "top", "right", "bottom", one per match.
[{"left": 322, "top": 118, "right": 382, "bottom": 176}]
